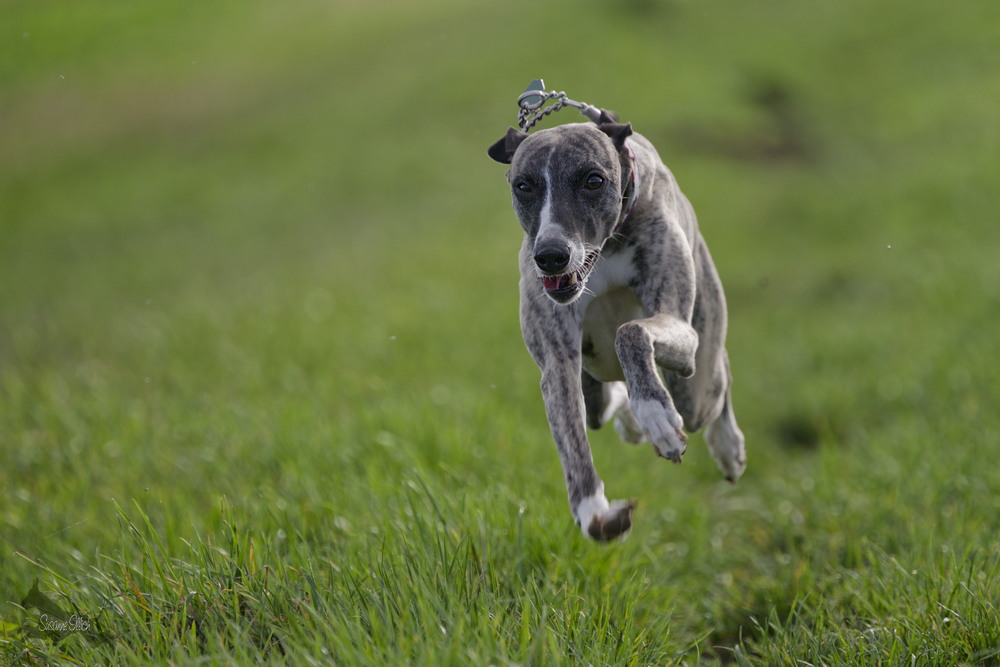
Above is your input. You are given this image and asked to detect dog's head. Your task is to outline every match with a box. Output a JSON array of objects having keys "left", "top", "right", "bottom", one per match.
[{"left": 488, "top": 122, "right": 634, "bottom": 305}]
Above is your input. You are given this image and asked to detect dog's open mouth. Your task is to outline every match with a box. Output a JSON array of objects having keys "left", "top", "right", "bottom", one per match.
[{"left": 539, "top": 251, "right": 600, "bottom": 302}]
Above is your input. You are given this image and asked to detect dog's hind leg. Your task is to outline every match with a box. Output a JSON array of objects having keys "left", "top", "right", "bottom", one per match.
[
  {"left": 703, "top": 357, "right": 746, "bottom": 482},
  {"left": 680, "top": 240, "right": 747, "bottom": 482},
  {"left": 582, "top": 373, "right": 644, "bottom": 443},
  {"left": 582, "top": 371, "right": 610, "bottom": 430}
]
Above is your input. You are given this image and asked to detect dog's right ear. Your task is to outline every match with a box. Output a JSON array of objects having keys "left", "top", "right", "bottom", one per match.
[
  {"left": 599, "top": 122, "right": 633, "bottom": 152},
  {"left": 488, "top": 127, "right": 528, "bottom": 164}
]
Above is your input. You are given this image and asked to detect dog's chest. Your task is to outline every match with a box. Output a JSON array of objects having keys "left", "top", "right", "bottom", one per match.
[{"left": 579, "top": 249, "right": 646, "bottom": 383}]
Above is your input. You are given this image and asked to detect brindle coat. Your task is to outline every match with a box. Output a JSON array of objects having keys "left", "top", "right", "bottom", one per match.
[{"left": 489, "top": 122, "right": 746, "bottom": 540}]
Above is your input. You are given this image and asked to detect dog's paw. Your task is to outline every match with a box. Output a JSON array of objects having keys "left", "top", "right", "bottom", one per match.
[
  {"left": 632, "top": 398, "right": 687, "bottom": 463},
  {"left": 599, "top": 382, "right": 630, "bottom": 424},
  {"left": 720, "top": 456, "right": 747, "bottom": 484},
  {"left": 599, "top": 382, "right": 644, "bottom": 444},
  {"left": 587, "top": 499, "right": 636, "bottom": 542},
  {"left": 705, "top": 419, "right": 747, "bottom": 483},
  {"left": 574, "top": 491, "right": 636, "bottom": 541},
  {"left": 613, "top": 406, "right": 645, "bottom": 444}
]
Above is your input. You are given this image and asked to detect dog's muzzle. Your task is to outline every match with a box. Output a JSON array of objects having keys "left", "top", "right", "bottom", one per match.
[{"left": 534, "top": 248, "right": 600, "bottom": 303}]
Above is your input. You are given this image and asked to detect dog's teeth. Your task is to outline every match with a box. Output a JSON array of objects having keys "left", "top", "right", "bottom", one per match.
[{"left": 567, "top": 273, "right": 578, "bottom": 286}]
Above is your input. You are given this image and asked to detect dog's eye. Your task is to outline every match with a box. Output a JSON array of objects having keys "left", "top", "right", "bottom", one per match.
[
  {"left": 515, "top": 180, "right": 534, "bottom": 194},
  {"left": 584, "top": 174, "right": 605, "bottom": 191}
]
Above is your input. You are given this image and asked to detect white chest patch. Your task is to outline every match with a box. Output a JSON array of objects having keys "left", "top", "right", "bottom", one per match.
[
  {"left": 580, "top": 247, "right": 647, "bottom": 383},
  {"left": 583, "top": 246, "right": 637, "bottom": 299}
]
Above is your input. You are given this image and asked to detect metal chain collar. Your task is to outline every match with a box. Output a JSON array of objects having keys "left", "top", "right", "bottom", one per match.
[{"left": 516, "top": 79, "right": 604, "bottom": 131}]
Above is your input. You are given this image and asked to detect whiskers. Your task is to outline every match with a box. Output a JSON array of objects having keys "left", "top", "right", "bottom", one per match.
[{"left": 577, "top": 244, "right": 604, "bottom": 297}]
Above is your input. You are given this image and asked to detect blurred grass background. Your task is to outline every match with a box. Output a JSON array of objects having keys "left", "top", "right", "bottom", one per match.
[{"left": 2, "top": 0, "right": 999, "bottom": 663}]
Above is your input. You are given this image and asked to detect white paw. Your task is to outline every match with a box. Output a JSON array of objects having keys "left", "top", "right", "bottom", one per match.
[
  {"left": 573, "top": 486, "right": 635, "bottom": 541},
  {"left": 601, "top": 382, "right": 644, "bottom": 444},
  {"left": 613, "top": 407, "right": 645, "bottom": 444},
  {"left": 574, "top": 488, "right": 610, "bottom": 528},
  {"left": 632, "top": 397, "right": 687, "bottom": 463},
  {"left": 706, "top": 420, "right": 747, "bottom": 483},
  {"left": 600, "top": 382, "right": 630, "bottom": 425},
  {"left": 719, "top": 454, "right": 747, "bottom": 483}
]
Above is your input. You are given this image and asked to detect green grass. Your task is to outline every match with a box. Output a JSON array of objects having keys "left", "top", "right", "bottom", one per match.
[{"left": 2, "top": 0, "right": 1000, "bottom": 664}]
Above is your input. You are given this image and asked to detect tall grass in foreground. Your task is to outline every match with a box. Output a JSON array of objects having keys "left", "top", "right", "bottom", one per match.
[
  {"left": 5, "top": 425, "right": 1000, "bottom": 664},
  {"left": 6, "top": 495, "right": 681, "bottom": 665}
]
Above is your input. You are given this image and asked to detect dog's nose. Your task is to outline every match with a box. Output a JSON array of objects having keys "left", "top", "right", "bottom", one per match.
[{"left": 534, "top": 247, "right": 571, "bottom": 274}]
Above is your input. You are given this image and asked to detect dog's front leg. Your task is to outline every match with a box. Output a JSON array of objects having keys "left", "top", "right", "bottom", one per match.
[
  {"left": 538, "top": 358, "right": 635, "bottom": 541},
  {"left": 616, "top": 314, "right": 699, "bottom": 463},
  {"left": 522, "top": 296, "right": 634, "bottom": 540}
]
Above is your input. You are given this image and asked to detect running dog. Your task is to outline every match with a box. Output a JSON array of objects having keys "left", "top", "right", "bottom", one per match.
[{"left": 488, "top": 119, "right": 746, "bottom": 540}]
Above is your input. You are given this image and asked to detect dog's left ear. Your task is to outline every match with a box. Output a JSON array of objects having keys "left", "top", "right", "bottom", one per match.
[
  {"left": 488, "top": 127, "right": 528, "bottom": 164},
  {"left": 599, "top": 122, "right": 633, "bottom": 152},
  {"left": 597, "top": 109, "right": 619, "bottom": 124}
]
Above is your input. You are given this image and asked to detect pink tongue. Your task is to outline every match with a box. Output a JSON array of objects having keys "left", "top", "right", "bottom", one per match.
[{"left": 542, "top": 274, "right": 575, "bottom": 291}]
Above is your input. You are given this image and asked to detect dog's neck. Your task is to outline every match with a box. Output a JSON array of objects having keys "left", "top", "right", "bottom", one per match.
[{"left": 612, "top": 142, "right": 641, "bottom": 237}]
